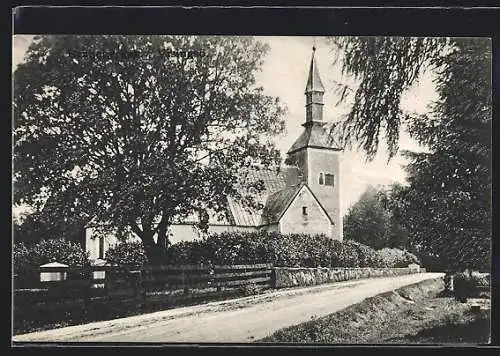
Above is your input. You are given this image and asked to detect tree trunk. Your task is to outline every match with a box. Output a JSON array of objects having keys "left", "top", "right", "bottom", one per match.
[
  {"left": 139, "top": 231, "right": 162, "bottom": 266},
  {"left": 143, "top": 243, "right": 165, "bottom": 266},
  {"left": 130, "top": 218, "right": 169, "bottom": 266},
  {"left": 154, "top": 214, "right": 170, "bottom": 265}
]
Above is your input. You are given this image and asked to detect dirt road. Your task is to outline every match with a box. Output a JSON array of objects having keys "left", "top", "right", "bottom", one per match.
[{"left": 13, "top": 272, "right": 444, "bottom": 343}]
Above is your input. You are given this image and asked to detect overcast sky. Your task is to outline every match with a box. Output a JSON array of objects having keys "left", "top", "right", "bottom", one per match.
[{"left": 12, "top": 35, "right": 437, "bottom": 215}]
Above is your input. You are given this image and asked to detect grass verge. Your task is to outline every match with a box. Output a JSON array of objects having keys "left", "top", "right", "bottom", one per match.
[
  {"left": 13, "top": 287, "right": 259, "bottom": 335},
  {"left": 259, "top": 278, "right": 490, "bottom": 344}
]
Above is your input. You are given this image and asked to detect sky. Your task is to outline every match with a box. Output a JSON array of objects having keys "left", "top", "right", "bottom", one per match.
[{"left": 12, "top": 35, "right": 437, "bottom": 216}]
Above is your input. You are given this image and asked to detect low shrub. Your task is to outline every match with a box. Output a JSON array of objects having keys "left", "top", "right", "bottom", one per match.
[
  {"left": 418, "top": 253, "right": 447, "bottom": 272},
  {"left": 105, "top": 241, "right": 148, "bottom": 266},
  {"left": 238, "top": 282, "right": 262, "bottom": 297},
  {"left": 330, "top": 240, "right": 359, "bottom": 267},
  {"left": 376, "top": 248, "right": 420, "bottom": 268},
  {"left": 453, "top": 271, "right": 490, "bottom": 300}
]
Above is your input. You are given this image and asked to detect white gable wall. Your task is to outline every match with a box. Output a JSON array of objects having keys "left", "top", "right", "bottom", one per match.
[{"left": 279, "top": 185, "right": 333, "bottom": 236}]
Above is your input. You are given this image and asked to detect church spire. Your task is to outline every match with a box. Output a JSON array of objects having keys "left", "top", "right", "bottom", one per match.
[
  {"left": 304, "top": 46, "right": 325, "bottom": 126},
  {"left": 305, "top": 46, "right": 325, "bottom": 94}
]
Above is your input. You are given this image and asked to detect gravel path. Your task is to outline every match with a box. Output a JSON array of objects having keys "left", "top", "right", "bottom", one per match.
[{"left": 13, "top": 272, "right": 444, "bottom": 343}]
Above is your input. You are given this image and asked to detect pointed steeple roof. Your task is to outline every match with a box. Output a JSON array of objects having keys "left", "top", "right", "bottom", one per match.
[
  {"left": 286, "top": 46, "right": 342, "bottom": 154},
  {"left": 305, "top": 46, "right": 325, "bottom": 93}
]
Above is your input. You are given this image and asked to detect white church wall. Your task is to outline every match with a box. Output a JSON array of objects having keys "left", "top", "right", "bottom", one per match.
[
  {"left": 306, "top": 147, "right": 343, "bottom": 240},
  {"left": 168, "top": 224, "right": 258, "bottom": 244},
  {"left": 85, "top": 223, "right": 260, "bottom": 261},
  {"left": 279, "top": 186, "right": 332, "bottom": 236},
  {"left": 84, "top": 227, "right": 141, "bottom": 262}
]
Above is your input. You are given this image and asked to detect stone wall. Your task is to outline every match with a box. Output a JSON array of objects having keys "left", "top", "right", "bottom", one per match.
[{"left": 273, "top": 266, "right": 426, "bottom": 289}]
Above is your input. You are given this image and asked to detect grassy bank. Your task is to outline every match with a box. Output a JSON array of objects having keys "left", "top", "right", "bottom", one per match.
[{"left": 260, "top": 278, "right": 490, "bottom": 344}]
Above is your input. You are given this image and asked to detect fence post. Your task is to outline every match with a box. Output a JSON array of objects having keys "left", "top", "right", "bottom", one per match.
[
  {"left": 183, "top": 268, "right": 190, "bottom": 296},
  {"left": 209, "top": 265, "right": 220, "bottom": 292},
  {"left": 130, "top": 270, "right": 143, "bottom": 301},
  {"left": 40, "top": 262, "right": 68, "bottom": 282},
  {"left": 40, "top": 262, "right": 68, "bottom": 297}
]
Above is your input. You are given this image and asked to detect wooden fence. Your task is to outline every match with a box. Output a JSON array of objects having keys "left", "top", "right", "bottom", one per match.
[{"left": 14, "top": 263, "right": 273, "bottom": 306}]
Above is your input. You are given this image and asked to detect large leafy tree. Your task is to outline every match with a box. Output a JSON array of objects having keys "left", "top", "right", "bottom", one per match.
[
  {"left": 13, "top": 35, "right": 286, "bottom": 262},
  {"left": 344, "top": 184, "right": 409, "bottom": 250},
  {"left": 331, "top": 37, "right": 491, "bottom": 271},
  {"left": 343, "top": 185, "right": 391, "bottom": 249}
]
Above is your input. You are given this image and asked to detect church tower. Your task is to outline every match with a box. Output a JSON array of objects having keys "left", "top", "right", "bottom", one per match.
[{"left": 286, "top": 46, "right": 343, "bottom": 240}]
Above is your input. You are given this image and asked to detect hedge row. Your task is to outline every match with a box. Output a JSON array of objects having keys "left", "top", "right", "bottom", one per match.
[
  {"left": 13, "top": 233, "right": 421, "bottom": 279},
  {"left": 107, "top": 231, "right": 420, "bottom": 268},
  {"left": 13, "top": 239, "right": 91, "bottom": 282}
]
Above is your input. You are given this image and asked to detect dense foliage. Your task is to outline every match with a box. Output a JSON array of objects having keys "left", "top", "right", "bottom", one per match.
[
  {"left": 330, "top": 37, "right": 444, "bottom": 160},
  {"left": 105, "top": 241, "right": 149, "bottom": 266},
  {"left": 376, "top": 248, "right": 420, "bottom": 268},
  {"left": 333, "top": 37, "right": 491, "bottom": 272},
  {"left": 13, "top": 239, "right": 91, "bottom": 281},
  {"left": 344, "top": 185, "right": 410, "bottom": 250},
  {"left": 398, "top": 39, "right": 491, "bottom": 272},
  {"left": 344, "top": 185, "right": 394, "bottom": 249},
  {"left": 109, "top": 231, "right": 420, "bottom": 268},
  {"left": 13, "top": 35, "right": 286, "bottom": 263},
  {"left": 453, "top": 271, "right": 490, "bottom": 300}
]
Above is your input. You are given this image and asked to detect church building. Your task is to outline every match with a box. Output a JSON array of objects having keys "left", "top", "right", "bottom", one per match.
[{"left": 85, "top": 47, "right": 343, "bottom": 261}]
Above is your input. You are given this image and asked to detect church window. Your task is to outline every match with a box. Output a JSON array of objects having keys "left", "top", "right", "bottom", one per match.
[
  {"left": 302, "top": 206, "right": 308, "bottom": 215},
  {"left": 325, "top": 173, "right": 335, "bottom": 187},
  {"left": 319, "top": 173, "right": 324, "bottom": 185}
]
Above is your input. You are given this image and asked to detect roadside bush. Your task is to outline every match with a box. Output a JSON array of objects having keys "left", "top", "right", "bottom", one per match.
[
  {"left": 453, "top": 271, "right": 490, "bottom": 301},
  {"left": 347, "top": 241, "right": 385, "bottom": 267},
  {"left": 105, "top": 241, "right": 148, "bottom": 266},
  {"left": 376, "top": 248, "right": 420, "bottom": 268},
  {"left": 419, "top": 253, "right": 447, "bottom": 272},
  {"left": 332, "top": 240, "right": 360, "bottom": 267},
  {"left": 238, "top": 282, "right": 262, "bottom": 297}
]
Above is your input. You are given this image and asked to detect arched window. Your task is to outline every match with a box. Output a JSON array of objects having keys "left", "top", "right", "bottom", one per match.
[{"left": 319, "top": 172, "right": 324, "bottom": 185}]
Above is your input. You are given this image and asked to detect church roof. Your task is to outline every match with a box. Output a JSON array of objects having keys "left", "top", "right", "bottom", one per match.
[
  {"left": 227, "top": 165, "right": 303, "bottom": 226},
  {"left": 261, "top": 183, "right": 304, "bottom": 225},
  {"left": 305, "top": 46, "right": 325, "bottom": 93},
  {"left": 176, "top": 165, "right": 303, "bottom": 227},
  {"left": 287, "top": 121, "right": 342, "bottom": 154}
]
